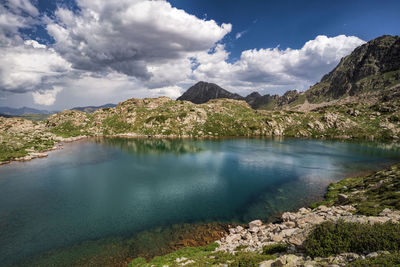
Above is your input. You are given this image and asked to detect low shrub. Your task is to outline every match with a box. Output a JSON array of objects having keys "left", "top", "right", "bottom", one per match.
[
  {"left": 262, "top": 243, "right": 288, "bottom": 255},
  {"left": 304, "top": 220, "right": 400, "bottom": 257}
]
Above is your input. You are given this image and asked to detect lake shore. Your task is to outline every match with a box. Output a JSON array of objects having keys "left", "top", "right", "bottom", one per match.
[
  {"left": 2, "top": 136, "right": 399, "bottom": 266},
  {"left": 128, "top": 163, "right": 400, "bottom": 266}
]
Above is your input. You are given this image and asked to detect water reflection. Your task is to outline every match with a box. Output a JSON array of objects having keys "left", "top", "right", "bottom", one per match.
[
  {"left": 0, "top": 138, "right": 399, "bottom": 266},
  {"left": 95, "top": 137, "right": 203, "bottom": 155}
]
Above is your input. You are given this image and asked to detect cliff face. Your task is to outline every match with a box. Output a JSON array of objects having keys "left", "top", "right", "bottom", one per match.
[{"left": 306, "top": 35, "right": 400, "bottom": 102}]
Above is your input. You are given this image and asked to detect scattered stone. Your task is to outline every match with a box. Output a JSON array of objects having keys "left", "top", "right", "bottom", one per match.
[
  {"left": 249, "top": 220, "right": 263, "bottom": 229},
  {"left": 366, "top": 252, "right": 378, "bottom": 258}
]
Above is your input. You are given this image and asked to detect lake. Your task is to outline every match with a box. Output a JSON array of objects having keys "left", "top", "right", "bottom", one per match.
[{"left": 0, "top": 137, "right": 400, "bottom": 265}]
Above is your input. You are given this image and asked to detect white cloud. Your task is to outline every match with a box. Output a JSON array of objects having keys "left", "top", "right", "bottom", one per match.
[
  {"left": 149, "top": 86, "right": 183, "bottom": 99},
  {"left": 32, "top": 86, "right": 63, "bottom": 105},
  {"left": 46, "top": 0, "right": 231, "bottom": 86},
  {"left": 193, "top": 35, "right": 365, "bottom": 94},
  {"left": 0, "top": 0, "right": 367, "bottom": 108},
  {"left": 235, "top": 31, "right": 246, "bottom": 39},
  {"left": 0, "top": 40, "right": 71, "bottom": 94},
  {"left": 6, "top": 0, "right": 39, "bottom": 16}
]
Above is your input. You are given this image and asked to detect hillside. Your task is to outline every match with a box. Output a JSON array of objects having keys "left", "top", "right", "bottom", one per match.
[
  {"left": 2, "top": 91, "right": 399, "bottom": 163},
  {"left": 304, "top": 35, "right": 400, "bottom": 103}
]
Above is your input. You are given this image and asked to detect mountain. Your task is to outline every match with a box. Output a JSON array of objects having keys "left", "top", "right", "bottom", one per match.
[
  {"left": 71, "top": 103, "right": 116, "bottom": 113},
  {"left": 179, "top": 35, "right": 400, "bottom": 110},
  {"left": 177, "top": 82, "right": 300, "bottom": 110},
  {"left": 0, "top": 106, "right": 54, "bottom": 116},
  {"left": 305, "top": 35, "right": 400, "bottom": 103},
  {"left": 177, "top": 81, "right": 244, "bottom": 104}
]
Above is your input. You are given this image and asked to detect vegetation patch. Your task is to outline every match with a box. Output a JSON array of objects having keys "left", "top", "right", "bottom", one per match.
[
  {"left": 128, "top": 242, "right": 275, "bottom": 267},
  {"left": 262, "top": 243, "right": 288, "bottom": 255},
  {"left": 49, "top": 120, "right": 87, "bottom": 138},
  {"left": 310, "top": 164, "right": 400, "bottom": 215},
  {"left": 103, "top": 114, "right": 132, "bottom": 134},
  {"left": 348, "top": 253, "right": 400, "bottom": 267},
  {"left": 304, "top": 220, "right": 400, "bottom": 258}
]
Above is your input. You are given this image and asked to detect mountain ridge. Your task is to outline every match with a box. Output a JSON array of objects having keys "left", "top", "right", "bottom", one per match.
[
  {"left": 0, "top": 106, "right": 55, "bottom": 116},
  {"left": 178, "top": 35, "right": 400, "bottom": 110}
]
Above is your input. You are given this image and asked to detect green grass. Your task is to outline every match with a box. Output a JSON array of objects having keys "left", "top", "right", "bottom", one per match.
[
  {"left": 128, "top": 242, "right": 275, "bottom": 267},
  {"left": 304, "top": 220, "right": 400, "bottom": 258},
  {"left": 0, "top": 144, "right": 27, "bottom": 161},
  {"left": 18, "top": 113, "right": 52, "bottom": 121},
  {"left": 103, "top": 114, "right": 132, "bottom": 134},
  {"left": 310, "top": 164, "right": 400, "bottom": 215},
  {"left": 348, "top": 253, "right": 400, "bottom": 267},
  {"left": 49, "top": 120, "right": 88, "bottom": 138}
]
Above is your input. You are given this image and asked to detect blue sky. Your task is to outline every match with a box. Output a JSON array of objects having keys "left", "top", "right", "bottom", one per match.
[
  {"left": 0, "top": 0, "right": 399, "bottom": 109},
  {"left": 169, "top": 0, "right": 400, "bottom": 59}
]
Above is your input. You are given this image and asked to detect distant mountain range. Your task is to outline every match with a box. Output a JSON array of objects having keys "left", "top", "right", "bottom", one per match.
[
  {"left": 0, "top": 103, "right": 117, "bottom": 117},
  {"left": 0, "top": 106, "right": 55, "bottom": 116},
  {"left": 71, "top": 103, "right": 116, "bottom": 113},
  {"left": 176, "top": 81, "right": 302, "bottom": 109},
  {"left": 178, "top": 35, "right": 400, "bottom": 110}
]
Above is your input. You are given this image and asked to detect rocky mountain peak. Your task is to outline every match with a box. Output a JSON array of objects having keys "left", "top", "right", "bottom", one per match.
[
  {"left": 306, "top": 35, "right": 400, "bottom": 102},
  {"left": 177, "top": 81, "right": 244, "bottom": 104}
]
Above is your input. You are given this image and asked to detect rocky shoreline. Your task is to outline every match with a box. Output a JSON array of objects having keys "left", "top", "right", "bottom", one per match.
[
  {"left": 0, "top": 135, "right": 89, "bottom": 166},
  {"left": 214, "top": 205, "right": 400, "bottom": 267},
  {"left": 135, "top": 163, "right": 400, "bottom": 266}
]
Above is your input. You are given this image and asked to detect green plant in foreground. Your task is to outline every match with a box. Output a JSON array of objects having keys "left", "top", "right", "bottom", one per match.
[
  {"left": 304, "top": 220, "right": 400, "bottom": 258},
  {"left": 262, "top": 243, "right": 288, "bottom": 255},
  {"left": 127, "top": 242, "right": 275, "bottom": 267},
  {"left": 228, "top": 252, "right": 274, "bottom": 267}
]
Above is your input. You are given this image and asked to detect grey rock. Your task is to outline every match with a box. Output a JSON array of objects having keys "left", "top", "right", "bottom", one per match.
[{"left": 366, "top": 252, "right": 378, "bottom": 258}]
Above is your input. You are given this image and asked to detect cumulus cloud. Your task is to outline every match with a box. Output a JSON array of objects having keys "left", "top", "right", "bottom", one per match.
[
  {"left": 46, "top": 0, "right": 231, "bottom": 87},
  {"left": 0, "top": 0, "right": 366, "bottom": 108},
  {"left": 193, "top": 35, "right": 365, "bottom": 94},
  {"left": 0, "top": 1, "right": 36, "bottom": 45},
  {"left": 32, "top": 86, "right": 63, "bottom": 105},
  {"left": 5, "top": 0, "right": 39, "bottom": 16},
  {"left": 0, "top": 40, "right": 71, "bottom": 93}
]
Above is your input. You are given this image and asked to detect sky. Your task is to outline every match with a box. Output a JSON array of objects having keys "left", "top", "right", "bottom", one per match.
[{"left": 0, "top": 0, "right": 399, "bottom": 109}]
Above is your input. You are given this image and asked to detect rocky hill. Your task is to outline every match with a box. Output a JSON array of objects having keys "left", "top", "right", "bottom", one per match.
[
  {"left": 304, "top": 35, "right": 400, "bottom": 104},
  {"left": 177, "top": 81, "right": 244, "bottom": 104},
  {"left": 2, "top": 88, "right": 400, "bottom": 163}
]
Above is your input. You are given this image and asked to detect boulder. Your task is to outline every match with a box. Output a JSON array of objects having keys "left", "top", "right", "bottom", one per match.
[{"left": 249, "top": 220, "right": 263, "bottom": 228}]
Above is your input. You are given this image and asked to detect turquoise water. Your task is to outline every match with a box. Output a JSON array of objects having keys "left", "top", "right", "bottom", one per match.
[{"left": 0, "top": 137, "right": 400, "bottom": 265}]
